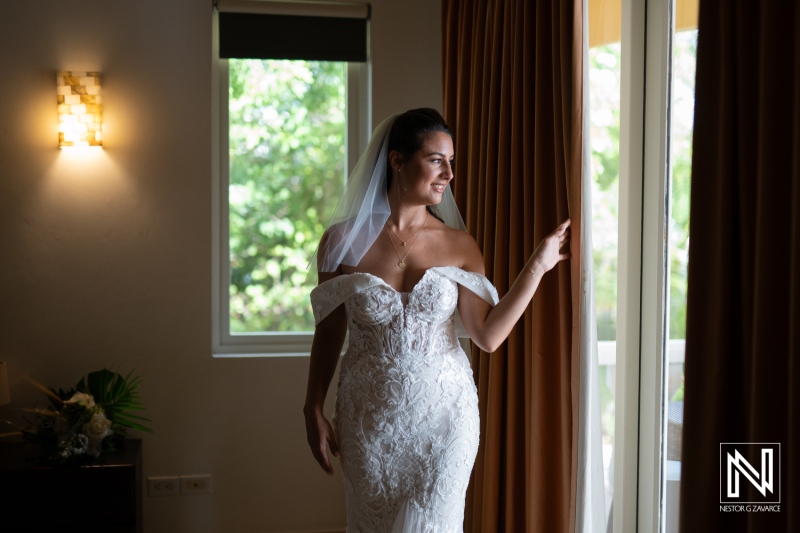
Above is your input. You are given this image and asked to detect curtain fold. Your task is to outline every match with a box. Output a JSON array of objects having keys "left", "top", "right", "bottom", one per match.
[
  {"left": 442, "top": 0, "right": 598, "bottom": 531},
  {"left": 680, "top": 0, "right": 800, "bottom": 531}
]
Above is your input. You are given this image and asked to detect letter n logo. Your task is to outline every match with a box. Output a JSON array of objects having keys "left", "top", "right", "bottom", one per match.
[{"left": 720, "top": 443, "right": 780, "bottom": 504}]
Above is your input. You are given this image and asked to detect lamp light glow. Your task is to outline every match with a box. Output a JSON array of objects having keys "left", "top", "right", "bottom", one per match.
[{"left": 57, "top": 71, "right": 102, "bottom": 148}]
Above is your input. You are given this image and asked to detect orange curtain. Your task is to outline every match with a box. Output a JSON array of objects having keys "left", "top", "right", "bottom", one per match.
[
  {"left": 680, "top": 0, "right": 800, "bottom": 531},
  {"left": 442, "top": 0, "right": 584, "bottom": 531}
]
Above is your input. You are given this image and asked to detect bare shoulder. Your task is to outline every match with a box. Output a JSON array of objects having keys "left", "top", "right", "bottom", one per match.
[
  {"left": 319, "top": 221, "right": 345, "bottom": 248},
  {"left": 316, "top": 224, "right": 345, "bottom": 278},
  {"left": 429, "top": 220, "right": 485, "bottom": 274}
]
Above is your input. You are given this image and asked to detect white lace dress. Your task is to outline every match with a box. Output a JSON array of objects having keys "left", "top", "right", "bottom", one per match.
[{"left": 310, "top": 266, "right": 499, "bottom": 533}]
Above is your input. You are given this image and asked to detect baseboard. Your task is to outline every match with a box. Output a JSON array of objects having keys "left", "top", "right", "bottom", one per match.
[
  {"left": 274, "top": 530, "right": 344, "bottom": 533},
  {"left": 284, "top": 530, "right": 344, "bottom": 533}
]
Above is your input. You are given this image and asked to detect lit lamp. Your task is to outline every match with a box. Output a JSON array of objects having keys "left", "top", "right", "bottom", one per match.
[{"left": 57, "top": 71, "right": 102, "bottom": 148}]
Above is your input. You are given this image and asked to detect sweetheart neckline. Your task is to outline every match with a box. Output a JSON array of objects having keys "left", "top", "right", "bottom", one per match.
[
  {"left": 344, "top": 267, "right": 441, "bottom": 295},
  {"left": 319, "top": 265, "right": 476, "bottom": 296},
  {"left": 310, "top": 266, "right": 500, "bottom": 326}
]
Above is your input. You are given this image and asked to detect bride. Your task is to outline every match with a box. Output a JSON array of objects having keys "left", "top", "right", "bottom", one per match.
[{"left": 304, "top": 108, "right": 570, "bottom": 532}]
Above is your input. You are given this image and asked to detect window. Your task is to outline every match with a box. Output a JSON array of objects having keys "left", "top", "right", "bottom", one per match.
[
  {"left": 588, "top": 0, "right": 697, "bottom": 530},
  {"left": 212, "top": 1, "right": 370, "bottom": 356},
  {"left": 227, "top": 59, "right": 346, "bottom": 335}
]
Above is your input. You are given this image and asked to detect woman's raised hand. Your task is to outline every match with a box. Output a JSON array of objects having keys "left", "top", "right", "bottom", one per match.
[{"left": 527, "top": 218, "right": 571, "bottom": 277}]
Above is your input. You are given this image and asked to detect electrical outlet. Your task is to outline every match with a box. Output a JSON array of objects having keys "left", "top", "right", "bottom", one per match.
[
  {"left": 180, "top": 474, "right": 212, "bottom": 495},
  {"left": 147, "top": 476, "right": 179, "bottom": 496}
]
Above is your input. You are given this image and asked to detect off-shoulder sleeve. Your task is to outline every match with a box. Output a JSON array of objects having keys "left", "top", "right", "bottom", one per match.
[
  {"left": 430, "top": 266, "right": 500, "bottom": 305},
  {"left": 309, "top": 274, "right": 384, "bottom": 325}
]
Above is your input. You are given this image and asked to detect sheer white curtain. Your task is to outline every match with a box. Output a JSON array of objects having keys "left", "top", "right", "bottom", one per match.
[{"left": 575, "top": 0, "right": 608, "bottom": 529}]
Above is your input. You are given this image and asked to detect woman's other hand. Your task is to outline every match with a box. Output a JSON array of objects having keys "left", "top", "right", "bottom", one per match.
[
  {"left": 304, "top": 407, "right": 340, "bottom": 475},
  {"left": 527, "top": 218, "right": 571, "bottom": 277}
]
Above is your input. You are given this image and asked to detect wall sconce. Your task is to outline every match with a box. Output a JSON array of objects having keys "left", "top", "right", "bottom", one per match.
[{"left": 57, "top": 71, "right": 102, "bottom": 148}]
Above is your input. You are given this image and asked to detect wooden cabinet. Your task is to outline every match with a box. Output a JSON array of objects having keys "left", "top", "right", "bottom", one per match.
[{"left": 0, "top": 439, "right": 142, "bottom": 533}]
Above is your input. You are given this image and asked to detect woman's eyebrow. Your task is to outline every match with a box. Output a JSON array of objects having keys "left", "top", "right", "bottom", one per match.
[{"left": 426, "top": 151, "right": 454, "bottom": 158}]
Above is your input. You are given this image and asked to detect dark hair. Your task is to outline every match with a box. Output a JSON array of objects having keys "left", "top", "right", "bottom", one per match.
[{"left": 385, "top": 108, "right": 452, "bottom": 190}]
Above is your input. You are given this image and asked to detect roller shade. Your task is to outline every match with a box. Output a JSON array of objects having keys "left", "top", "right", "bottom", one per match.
[{"left": 216, "top": 1, "right": 368, "bottom": 62}]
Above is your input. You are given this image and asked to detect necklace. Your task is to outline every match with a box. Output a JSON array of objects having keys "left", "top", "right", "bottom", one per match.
[
  {"left": 385, "top": 211, "right": 428, "bottom": 269},
  {"left": 386, "top": 215, "right": 419, "bottom": 246}
]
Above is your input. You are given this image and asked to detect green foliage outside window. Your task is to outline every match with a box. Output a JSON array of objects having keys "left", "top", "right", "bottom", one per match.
[
  {"left": 228, "top": 59, "right": 346, "bottom": 333},
  {"left": 589, "top": 36, "right": 694, "bottom": 344},
  {"left": 589, "top": 44, "right": 622, "bottom": 343},
  {"left": 668, "top": 31, "right": 696, "bottom": 341},
  {"left": 590, "top": 34, "right": 695, "bottom": 442},
  {"left": 589, "top": 43, "right": 622, "bottom": 445}
]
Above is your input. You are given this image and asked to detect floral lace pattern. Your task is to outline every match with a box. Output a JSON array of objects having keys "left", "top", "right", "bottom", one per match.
[{"left": 310, "top": 267, "right": 498, "bottom": 532}]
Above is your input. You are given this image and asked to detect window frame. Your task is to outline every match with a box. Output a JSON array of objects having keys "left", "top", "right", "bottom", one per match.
[{"left": 211, "top": 6, "right": 371, "bottom": 357}]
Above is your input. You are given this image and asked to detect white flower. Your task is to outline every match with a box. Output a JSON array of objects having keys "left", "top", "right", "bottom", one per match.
[
  {"left": 82, "top": 411, "right": 113, "bottom": 457},
  {"left": 65, "top": 392, "right": 96, "bottom": 409}
]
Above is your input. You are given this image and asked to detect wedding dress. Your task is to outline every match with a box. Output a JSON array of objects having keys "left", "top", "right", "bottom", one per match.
[{"left": 311, "top": 266, "right": 499, "bottom": 533}]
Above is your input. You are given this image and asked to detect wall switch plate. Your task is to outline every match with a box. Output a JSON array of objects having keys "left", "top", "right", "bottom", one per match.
[
  {"left": 180, "top": 474, "right": 212, "bottom": 495},
  {"left": 147, "top": 476, "right": 179, "bottom": 496}
]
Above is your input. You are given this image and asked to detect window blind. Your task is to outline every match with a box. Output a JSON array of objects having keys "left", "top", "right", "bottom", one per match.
[{"left": 216, "top": 0, "right": 369, "bottom": 62}]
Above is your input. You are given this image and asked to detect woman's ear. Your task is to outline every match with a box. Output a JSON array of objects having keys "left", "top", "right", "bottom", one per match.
[{"left": 389, "top": 150, "right": 403, "bottom": 172}]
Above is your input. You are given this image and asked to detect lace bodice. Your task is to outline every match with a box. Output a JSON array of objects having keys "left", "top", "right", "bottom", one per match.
[
  {"left": 311, "top": 265, "right": 498, "bottom": 337},
  {"left": 310, "top": 267, "right": 498, "bottom": 532}
]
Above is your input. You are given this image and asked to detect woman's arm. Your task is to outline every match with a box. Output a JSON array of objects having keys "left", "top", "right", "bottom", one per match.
[
  {"left": 457, "top": 219, "right": 571, "bottom": 353},
  {"left": 303, "top": 272, "right": 347, "bottom": 475}
]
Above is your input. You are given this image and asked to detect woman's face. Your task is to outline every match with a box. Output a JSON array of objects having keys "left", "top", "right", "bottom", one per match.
[{"left": 394, "top": 132, "right": 455, "bottom": 206}]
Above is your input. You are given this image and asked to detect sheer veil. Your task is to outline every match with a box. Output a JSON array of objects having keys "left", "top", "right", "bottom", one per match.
[{"left": 309, "top": 112, "right": 466, "bottom": 277}]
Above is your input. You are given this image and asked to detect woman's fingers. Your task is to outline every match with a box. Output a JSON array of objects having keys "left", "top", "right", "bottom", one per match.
[
  {"left": 318, "top": 442, "right": 333, "bottom": 474},
  {"left": 312, "top": 436, "right": 334, "bottom": 475},
  {"left": 556, "top": 218, "right": 571, "bottom": 249},
  {"left": 529, "top": 219, "right": 572, "bottom": 274},
  {"left": 306, "top": 412, "right": 338, "bottom": 475},
  {"left": 328, "top": 434, "right": 340, "bottom": 458}
]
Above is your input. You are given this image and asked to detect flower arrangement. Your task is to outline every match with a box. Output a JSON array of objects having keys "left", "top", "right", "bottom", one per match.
[{"left": 23, "top": 369, "right": 152, "bottom": 464}]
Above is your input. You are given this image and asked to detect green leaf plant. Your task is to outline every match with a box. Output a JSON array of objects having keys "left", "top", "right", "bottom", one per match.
[{"left": 22, "top": 369, "right": 152, "bottom": 464}]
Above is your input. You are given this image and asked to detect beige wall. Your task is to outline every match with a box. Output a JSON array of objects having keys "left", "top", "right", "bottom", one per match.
[{"left": 0, "top": 1, "right": 442, "bottom": 531}]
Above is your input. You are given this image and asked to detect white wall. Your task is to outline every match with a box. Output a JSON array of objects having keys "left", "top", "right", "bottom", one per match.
[{"left": 0, "top": 1, "right": 442, "bottom": 531}]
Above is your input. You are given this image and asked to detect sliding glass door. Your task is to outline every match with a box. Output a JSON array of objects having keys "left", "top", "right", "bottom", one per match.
[{"left": 588, "top": 0, "right": 698, "bottom": 531}]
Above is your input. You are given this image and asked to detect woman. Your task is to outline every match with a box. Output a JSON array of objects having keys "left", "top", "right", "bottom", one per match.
[{"left": 304, "top": 108, "right": 570, "bottom": 532}]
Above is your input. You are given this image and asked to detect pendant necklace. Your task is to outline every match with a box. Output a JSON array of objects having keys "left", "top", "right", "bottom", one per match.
[{"left": 385, "top": 211, "right": 428, "bottom": 269}]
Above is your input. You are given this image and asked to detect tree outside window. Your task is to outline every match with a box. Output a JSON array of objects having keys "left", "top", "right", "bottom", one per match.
[{"left": 227, "top": 59, "right": 346, "bottom": 333}]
